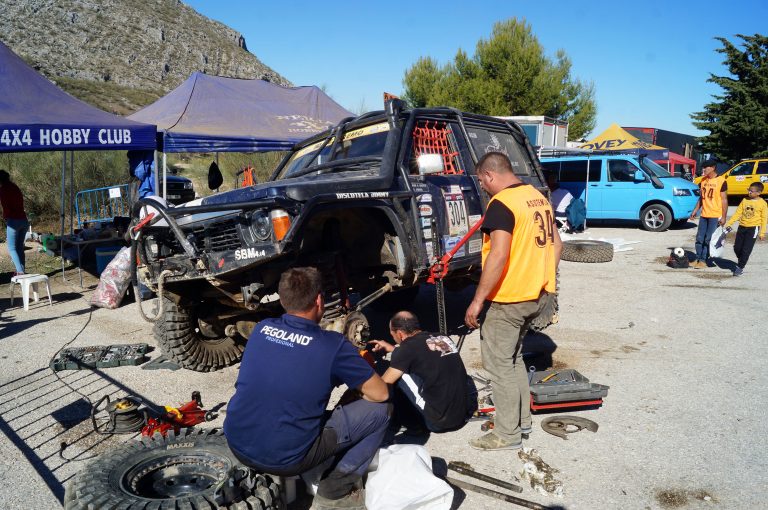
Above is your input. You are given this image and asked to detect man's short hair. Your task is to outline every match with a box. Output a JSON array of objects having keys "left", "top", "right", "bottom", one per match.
[
  {"left": 702, "top": 159, "right": 718, "bottom": 169},
  {"left": 0, "top": 170, "right": 9, "bottom": 183},
  {"left": 278, "top": 267, "right": 323, "bottom": 312},
  {"left": 389, "top": 311, "right": 421, "bottom": 334},
  {"left": 476, "top": 152, "right": 513, "bottom": 174},
  {"left": 750, "top": 182, "right": 764, "bottom": 192}
]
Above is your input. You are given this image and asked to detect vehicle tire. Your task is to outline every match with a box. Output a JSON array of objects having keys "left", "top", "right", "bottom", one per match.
[
  {"left": 640, "top": 204, "right": 673, "bottom": 232},
  {"left": 156, "top": 297, "right": 244, "bottom": 372},
  {"left": 64, "top": 428, "right": 285, "bottom": 510},
  {"left": 561, "top": 240, "right": 614, "bottom": 263},
  {"left": 530, "top": 292, "right": 559, "bottom": 331}
]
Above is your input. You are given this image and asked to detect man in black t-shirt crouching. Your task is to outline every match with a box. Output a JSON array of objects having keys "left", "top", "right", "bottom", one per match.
[{"left": 370, "top": 311, "right": 477, "bottom": 433}]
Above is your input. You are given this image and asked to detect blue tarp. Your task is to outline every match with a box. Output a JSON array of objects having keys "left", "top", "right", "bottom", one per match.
[
  {"left": 0, "top": 41, "right": 156, "bottom": 152},
  {"left": 127, "top": 72, "right": 354, "bottom": 153}
]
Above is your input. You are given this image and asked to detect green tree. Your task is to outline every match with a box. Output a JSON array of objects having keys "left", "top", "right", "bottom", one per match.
[
  {"left": 692, "top": 34, "right": 768, "bottom": 160},
  {"left": 402, "top": 18, "right": 597, "bottom": 139}
]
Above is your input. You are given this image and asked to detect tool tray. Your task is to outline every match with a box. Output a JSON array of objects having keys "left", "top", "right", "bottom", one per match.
[
  {"left": 50, "top": 343, "right": 149, "bottom": 371},
  {"left": 529, "top": 369, "right": 609, "bottom": 403}
]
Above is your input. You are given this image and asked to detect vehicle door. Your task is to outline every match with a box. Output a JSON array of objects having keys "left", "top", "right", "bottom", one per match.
[
  {"left": 553, "top": 159, "right": 603, "bottom": 219},
  {"left": 602, "top": 158, "right": 648, "bottom": 219},
  {"left": 756, "top": 161, "right": 768, "bottom": 195},
  {"left": 724, "top": 161, "right": 756, "bottom": 196},
  {"left": 403, "top": 118, "right": 484, "bottom": 270}
]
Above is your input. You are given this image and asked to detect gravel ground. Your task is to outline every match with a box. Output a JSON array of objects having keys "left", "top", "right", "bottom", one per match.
[{"left": 0, "top": 213, "right": 765, "bottom": 509}]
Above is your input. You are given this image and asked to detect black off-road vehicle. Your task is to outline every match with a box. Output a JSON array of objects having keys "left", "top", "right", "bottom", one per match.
[{"left": 131, "top": 101, "right": 550, "bottom": 371}]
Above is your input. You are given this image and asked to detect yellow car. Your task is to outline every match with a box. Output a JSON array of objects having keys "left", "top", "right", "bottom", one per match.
[{"left": 721, "top": 159, "right": 768, "bottom": 196}]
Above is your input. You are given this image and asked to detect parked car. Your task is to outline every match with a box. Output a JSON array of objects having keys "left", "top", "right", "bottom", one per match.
[
  {"left": 159, "top": 174, "right": 196, "bottom": 205},
  {"left": 720, "top": 159, "right": 768, "bottom": 197},
  {"left": 540, "top": 154, "right": 700, "bottom": 232},
  {"left": 131, "top": 102, "right": 551, "bottom": 371}
]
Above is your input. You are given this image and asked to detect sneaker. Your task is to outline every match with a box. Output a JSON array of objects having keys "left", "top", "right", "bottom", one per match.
[
  {"left": 469, "top": 432, "right": 522, "bottom": 451},
  {"left": 521, "top": 427, "right": 532, "bottom": 440},
  {"left": 310, "top": 489, "right": 366, "bottom": 510},
  {"left": 733, "top": 267, "right": 744, "bottom": 276}
]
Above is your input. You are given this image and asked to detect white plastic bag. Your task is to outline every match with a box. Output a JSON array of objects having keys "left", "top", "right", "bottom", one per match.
[
  {"left": 365, "top": 444, "right": 453, "bottom": 510},
  {"left": 709, "top": 226, "right": 726, "bottom": 258},
  {"left": 90, "top": 247, "right": 132, "bottom": 309}
]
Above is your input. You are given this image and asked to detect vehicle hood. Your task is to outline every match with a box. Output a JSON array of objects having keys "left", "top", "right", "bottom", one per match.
[{"left": 663, "top": 176, "right": 698, "bottom": 191}]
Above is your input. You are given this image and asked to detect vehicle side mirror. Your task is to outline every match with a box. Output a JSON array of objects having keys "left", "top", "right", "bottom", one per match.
[
  {"left": 417, "top": 154, "right": 444, "bottom": 175},
  {"left": 634, "top": 170, "right": 647, "bottom": 182}
]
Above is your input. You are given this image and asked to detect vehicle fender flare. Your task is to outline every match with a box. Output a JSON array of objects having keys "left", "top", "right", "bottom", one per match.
[{"left": 639, "top": 199, "right": 677, "bottom": 219}]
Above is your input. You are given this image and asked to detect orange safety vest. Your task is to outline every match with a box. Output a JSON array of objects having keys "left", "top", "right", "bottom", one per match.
[
  {"left": 699, "top": 175, "right": 726, "bottom": 218},
  {"left": 481, "top": 185, "right": 557, "bottom": 303}
]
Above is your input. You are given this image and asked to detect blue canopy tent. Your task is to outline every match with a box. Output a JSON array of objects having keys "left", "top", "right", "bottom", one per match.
[
  {"left": 0, "top": 41, "right": 156, "bottom": 241},
  {"left": 127, "top": 72, "right": 353, "bottom": 197}
]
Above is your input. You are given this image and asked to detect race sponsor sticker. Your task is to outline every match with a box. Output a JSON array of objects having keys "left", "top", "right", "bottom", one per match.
[
  {"left": 425, "top": 241, "right": 433, "bottom": 257},
  {"left": 417, "top": 193, "right": 433, "bottom": 203},
  {"left": 419, "top": 204, "right": 433, "bottom": 216},
  {"left": 421, "top": 217, "right": 431, "bottom": 228},
  {"left": 468, "top": 214, "right": 482, "bottom": 227},
  {"left": 442, "top": 190, "right": 468, "bottom": 236},
  {"left": 422, "top": 227, "right": 433, "bottom": 240},
  {"left": 443, "top": 235, "right": 466, "bottom": 258},
  {"left": 448, "top": 185, "right": 461, "bottom": 195},
  {"left": 468, "top": 238, "right": 483, "bottom": 253},
  {"left": 108, "top": 187, "right": 122, "bottom": 199},
  {"left": 761, "top": 175, "right": 768, "bottom": 183},
  {"left": 735, "top": 176, "right": 745, "bottom": 181}
]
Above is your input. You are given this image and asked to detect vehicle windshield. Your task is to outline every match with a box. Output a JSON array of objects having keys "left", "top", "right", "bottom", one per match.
[
  {"left": 275, "top": 122, "right": 390, "bottom": 180},
  {"left": 639, "top": 157, "right": 672, "bottom": 178}
]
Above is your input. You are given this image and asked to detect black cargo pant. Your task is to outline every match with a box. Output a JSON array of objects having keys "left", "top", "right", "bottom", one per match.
[{"left": 734, "top": 225, "right": 760, "bottom": 269}]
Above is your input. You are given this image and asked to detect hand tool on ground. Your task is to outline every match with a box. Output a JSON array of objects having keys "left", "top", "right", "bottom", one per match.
[
  {"left": 541, "top": 415, "right": 598, "bottom": 440},
  {"left": 446, "top": 477, "right": 553, "bottom": 509},
  {"left": 448, "top": 461, "right": 523, "bottom": 493}
]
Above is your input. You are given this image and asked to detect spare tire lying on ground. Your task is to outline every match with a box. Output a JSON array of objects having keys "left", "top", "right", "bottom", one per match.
[
  {"left": 64, "top": 428, "right": 284, "bottom": 510},
  {"left": 561, "top": 240, "right": 614, "bottom": 263}
]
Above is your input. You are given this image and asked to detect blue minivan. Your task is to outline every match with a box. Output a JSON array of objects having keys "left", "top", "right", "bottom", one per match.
[{"left": 540, "top": 154, "right": 700, "bottom": 231}]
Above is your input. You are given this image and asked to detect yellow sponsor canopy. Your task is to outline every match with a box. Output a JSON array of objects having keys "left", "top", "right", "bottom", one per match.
[{"left": 580, "top": 123, "right": 667, "bottom": 152}]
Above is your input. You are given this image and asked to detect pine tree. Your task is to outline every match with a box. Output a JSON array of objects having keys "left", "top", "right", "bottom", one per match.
[
  {"left": 692, "top": 34, "right": 768, "bottom": 160},
  {"left": 402, "top": 18, "right": 596, "bottom": 140}
]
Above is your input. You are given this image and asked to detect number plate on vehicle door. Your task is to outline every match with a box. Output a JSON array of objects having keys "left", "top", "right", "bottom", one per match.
[{"left": 443, "top": 191, "right": 468, "bottom": 237}]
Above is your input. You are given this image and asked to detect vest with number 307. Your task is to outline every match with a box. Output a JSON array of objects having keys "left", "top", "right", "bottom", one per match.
[{"left": 481, "top": 185, "right": 557, "bottom": 303}]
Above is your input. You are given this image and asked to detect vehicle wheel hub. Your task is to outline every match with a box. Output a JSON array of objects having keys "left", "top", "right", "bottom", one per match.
[{"left": 122, "top": 454, "right": 228, "bottom": 499}]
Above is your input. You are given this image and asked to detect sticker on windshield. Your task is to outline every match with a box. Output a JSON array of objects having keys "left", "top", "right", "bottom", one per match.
[{"left": 442, "top": 190, "right": 468, "bottom": 237}]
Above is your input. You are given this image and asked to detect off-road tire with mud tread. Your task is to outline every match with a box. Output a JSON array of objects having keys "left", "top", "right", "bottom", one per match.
[
  {"left": 530, "top": 292, "right": 559, "bottom": 331},
  {"left": 64, "top": 428, "right": 284, "bottom": 510},
  {"left": 156, "top": 297, "right": 244, "bottom": 372},
  {"left": 561, "top": 240, "right": 614, "bottom": 263}
]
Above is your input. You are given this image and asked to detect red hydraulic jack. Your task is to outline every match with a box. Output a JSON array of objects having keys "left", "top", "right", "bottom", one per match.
[
  {"left": 427, "top": 216, "right": 484, "bottom": 335},
  {"left": 142, "top": 391, "right": 215, "bottom": 437}
]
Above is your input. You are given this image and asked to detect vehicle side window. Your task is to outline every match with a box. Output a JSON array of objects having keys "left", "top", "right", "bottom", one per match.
[
  {"left": 608, "top": 160, "right": 638, "bottom": 182},
  {"left": 557, "top": 160, "right": 600, "bottom": 182},
  {"left": 465, "top": 127, "right": 531, "bottom": 176},
  {"left": 729, "top": 162, "right": 754, "bottom": 176},
  {"left": 756, "top": 161, "right": 768, "bottom": 175},
  {"left": 409, "top": 120, "right": 467, "bottom": 175}
]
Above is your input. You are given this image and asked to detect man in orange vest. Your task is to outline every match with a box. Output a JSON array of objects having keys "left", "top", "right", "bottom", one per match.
[
  {"left": 465, "top": 152, "right": 562, "bottom": 451},
  {"left": 690, "top": 159, "right": 728, "bottom": 268}
]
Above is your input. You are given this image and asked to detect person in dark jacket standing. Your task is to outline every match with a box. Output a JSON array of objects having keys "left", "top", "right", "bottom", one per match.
[{"left": 0, "top": 170, "right": 29, "bottom": 275}]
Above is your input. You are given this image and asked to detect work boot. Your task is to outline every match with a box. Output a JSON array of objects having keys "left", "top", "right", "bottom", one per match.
[
  {"left": 692, "top": 260, "right": 705, "bottom": 269},
  {"left": 469, "top": 432, "right": 522, "bottom": 451},
  {"left": 310, "top": 489, "right": 366, "bottom": 510}
]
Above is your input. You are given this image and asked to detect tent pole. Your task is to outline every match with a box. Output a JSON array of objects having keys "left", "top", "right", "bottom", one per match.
[
  {"left": 60, "top": 151, "right": 66, "bottom": 282},
  {"left": 69, "top": 151, "right": 75, "bottom": 234},
  {"left": 584, "top": 156, "right": 590, "bottom": 231},
  {"left": 162, "top": 152, "right": 167, "bottom": 200},
  {"left": 153, "top": 150, "right": 159, "bottom": 196}
]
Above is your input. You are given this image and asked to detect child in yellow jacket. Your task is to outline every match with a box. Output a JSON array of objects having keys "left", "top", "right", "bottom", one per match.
[{"left": 724, "top": 182, "right": 768, "bottom": 276}]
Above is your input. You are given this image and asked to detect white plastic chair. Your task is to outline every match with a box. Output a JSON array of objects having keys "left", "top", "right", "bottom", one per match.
[{"left": 9, "top": 274, "right": 53, "bottom": 311}]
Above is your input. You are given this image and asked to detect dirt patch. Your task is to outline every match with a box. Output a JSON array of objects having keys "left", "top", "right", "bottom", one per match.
[
  {"left": 469, "top": 360, "right": 484, "bottom": 369},
  {"left": 665, "top": 284, "right": 742, "bottom": 290},
  {"left": 621, "top": 345, "right": 639, "bottom": 353},
  {"left": 655, "top": 488, "right": 718, "bottom": 508},
  {"left": 590, "top": 349, "right": 605, "bottom": 356},
  {"left": 691, "top": 272, "right": 733, "bottom": 281},
  {"left": 655, "top": 256, "right": 671, "bottom": 265},
  {"left": 552, "top": 359, "right": 569, "bottom": 369}
]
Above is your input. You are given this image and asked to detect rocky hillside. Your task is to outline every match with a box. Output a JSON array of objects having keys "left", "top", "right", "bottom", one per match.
[{"left": 0, "top": 0, "right": 291, "bottom": 114}]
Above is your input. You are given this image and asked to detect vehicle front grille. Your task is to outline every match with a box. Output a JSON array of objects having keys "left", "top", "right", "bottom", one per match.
[{"left": 166, "top": 218, "right": 242, "bottom": 253}]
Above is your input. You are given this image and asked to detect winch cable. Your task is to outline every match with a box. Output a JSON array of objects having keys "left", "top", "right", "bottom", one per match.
[{"left": 130, "top": 219, "right": 173, "bottom": 323}]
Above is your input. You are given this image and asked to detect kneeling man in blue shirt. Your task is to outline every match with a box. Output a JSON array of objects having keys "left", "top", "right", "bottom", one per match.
[{"left": 224, "top": 267, "right": 390, "bottom": 509}]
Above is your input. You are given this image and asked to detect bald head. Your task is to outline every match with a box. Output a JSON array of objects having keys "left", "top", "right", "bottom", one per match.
[{"left": 389, "top": 310, "right": 421, "bottom": 335}]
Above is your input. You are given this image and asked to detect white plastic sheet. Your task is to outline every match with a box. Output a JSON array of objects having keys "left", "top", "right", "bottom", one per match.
[{"left": 365, "top": 445, "right": 453, "bottom": 510}]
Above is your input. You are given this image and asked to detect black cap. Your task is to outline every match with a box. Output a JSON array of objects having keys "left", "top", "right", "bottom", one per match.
[{"left": 702, "top": 159, "right": 718, "bottom": 168}]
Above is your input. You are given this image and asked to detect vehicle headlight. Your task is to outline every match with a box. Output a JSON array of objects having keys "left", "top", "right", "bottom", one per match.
[
  {"left": 250, "top": 210, "right": 272, "bottom": 241},
  {"left": 673, "top": 188, "right": 692, "bottom": 196},
  {"left": 183, "top": 182, "right": 194, "bottom": 190}
]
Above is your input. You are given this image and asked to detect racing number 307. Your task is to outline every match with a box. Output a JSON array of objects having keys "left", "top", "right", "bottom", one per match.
[{"left": 534, "top": 210, "right": 555, "bottom": 248}]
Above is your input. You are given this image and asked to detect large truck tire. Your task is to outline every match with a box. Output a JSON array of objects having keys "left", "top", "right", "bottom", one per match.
[
  {"left": 156, "top": 297, "right": 244, "bottom": 372},
  {"left": 64, "top": 428, "right": 285, "bottom": 510},
  {"left": 561, "top": 240, "right": 614, "bottom": 263}
]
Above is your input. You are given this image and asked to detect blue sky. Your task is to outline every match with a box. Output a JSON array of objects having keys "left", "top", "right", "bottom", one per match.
[{"left": 185, "top": 0, "right": 766, "bottom": 138}]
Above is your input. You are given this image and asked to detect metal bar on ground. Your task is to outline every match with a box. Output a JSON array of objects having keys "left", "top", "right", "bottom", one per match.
[
  {"left": 448, "top": 462, "right": 523, "bottom": 493},
  {"left": 446, "top": 477, "right": 550, "bottom": 510}
]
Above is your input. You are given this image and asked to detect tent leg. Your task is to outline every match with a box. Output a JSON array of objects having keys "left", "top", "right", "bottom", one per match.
[
  {"left": 60, "top": 151, "right": 67, "bottom": 282},
  {"left": 69, "top": 151, "right": 75, "bottom": 234},
  {"left": 162, "top": 152, "right": 167, "bottom": 200},
  {"left": 153, "top": 150, "right": 159, "bottom": 196}
]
